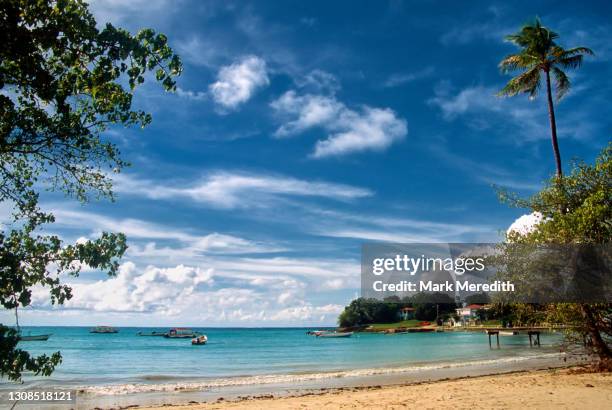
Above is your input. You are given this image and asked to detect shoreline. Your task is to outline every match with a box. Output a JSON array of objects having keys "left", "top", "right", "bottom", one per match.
[
  {"left": 139, "top": 367, "right": 611, "bottom": 410},
  {"left": 71, "top": 352, "right": 579, "bottom": 409}
]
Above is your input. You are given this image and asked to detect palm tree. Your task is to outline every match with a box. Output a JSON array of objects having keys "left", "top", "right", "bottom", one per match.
[{"left": 497, "top": 18, "right": 593, "bottom": 179}]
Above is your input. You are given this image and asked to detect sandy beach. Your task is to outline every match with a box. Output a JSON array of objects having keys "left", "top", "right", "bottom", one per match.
[{"left": 141, "top": 368, "right": 611, "bottom": 410}]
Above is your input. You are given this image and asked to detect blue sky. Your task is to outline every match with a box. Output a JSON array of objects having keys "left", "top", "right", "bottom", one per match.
[{"left": 4, "top": 0, "right": 610, "bottom": 327}]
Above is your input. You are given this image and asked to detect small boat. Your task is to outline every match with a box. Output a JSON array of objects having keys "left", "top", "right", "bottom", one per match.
[
  {"left": 499, "top": 330, "right": 519, "bottom": 336},
  {"left": 307, "top": 330, "right": 330, "bottom": 336},
  {"left": 90, "top": 326, "right": 118, "bottom": 333},
  {"left": 316, "top": 331, "right": 353, "bottom": 338},
  {"left": 137, "top": 331, "right": 167, "bottom": 336},
  {"left": 164, "top": 328, "right": 200, "bottom": 338},
  {"left": 191, "top": 335, "right": 208, "bottom": 345},
  {"left": 18, "top": 334, "right": 52, "bottom": 341}
]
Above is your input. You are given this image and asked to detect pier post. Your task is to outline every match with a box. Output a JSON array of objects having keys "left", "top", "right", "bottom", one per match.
[
  {"left": 528, "top": 331, "right": 541, "bottom": 347},
  {"left": 486, "top": 330, "right": 500, "bottom": 349}
]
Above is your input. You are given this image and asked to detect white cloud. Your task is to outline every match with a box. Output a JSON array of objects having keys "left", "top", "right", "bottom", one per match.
[
  {"left": 209, "top": 56, "right": 269, "bottom": 109},
  {"left": 507, "top": 212, "right": 544, "bottom": 236},
  {"left": 269, "top": 304, "right": 343, "bottom": 322},
  {"left": 428, "top": 81, "right": 601, "bottom": 143},
  {"left": 313, "top": 107, "right": 407, "bottom": 158},
  {"left": 271, "top": 91, "right": 407, "bottom": 158},
  {"left": 51, "top": 208, "right": 278, "bottom": 256},
  {"left": 113, "top": 171, "right": 373, "bottom": 208},
  {"left": 42, "top": 262, "right": 215, "bottom": 313},
  {"left": 428, "top": 83, "right": 550, "bottom": 141},
  {"left": 294, "top": 70, "right": 340, "bottom": 94},
  {"left": 271, "top": 91, "right": 344, "bottom": 137},
  {"left": 383, "top": 67, "right": 434, "bottom": 88},
  {"left": 175, "top": 87, "right": 207, "bottom": 101},
  {"left": 306, "top": 208, "right": 497, "bottom": 243},
  {"left": 25, "top": 255, "right": 351, "bottom": 324}
]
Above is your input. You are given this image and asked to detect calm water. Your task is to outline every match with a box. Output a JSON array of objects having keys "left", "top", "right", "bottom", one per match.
[{"left": 2, "top": 326, "right": 564, "bottom": 391}]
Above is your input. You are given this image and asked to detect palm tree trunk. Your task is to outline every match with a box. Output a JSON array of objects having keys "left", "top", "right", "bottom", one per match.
[{"left": 545, "top": 70, "right": 563, "bottom": 178}]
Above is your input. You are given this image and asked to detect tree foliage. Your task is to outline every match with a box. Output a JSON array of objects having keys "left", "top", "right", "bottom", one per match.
[
  {"left": 497, "top": 144, "right": 612, "bottom": 364},
  {"left": 497, "top": 18, "right": 593, "bottom": 101},
  {"left": 497, "top": 18, "right": 593, "bottom": 179},
  {"left": 337, "top": 294, "right": 457, "bottom": 328},
  {"left": 0, "top": 0, "right": 182, "bottom": 381}
]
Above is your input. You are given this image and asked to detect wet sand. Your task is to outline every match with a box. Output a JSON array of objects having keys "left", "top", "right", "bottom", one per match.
[{"left": 141, "top": 368, "right": 611, "bottom": 409}]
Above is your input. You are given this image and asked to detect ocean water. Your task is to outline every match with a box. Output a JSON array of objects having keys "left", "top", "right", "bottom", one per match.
[{"left": 1, "top": 326, "right": 565, "bottom": 396}]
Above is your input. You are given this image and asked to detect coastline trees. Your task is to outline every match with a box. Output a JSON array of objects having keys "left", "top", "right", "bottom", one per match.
[
  {"left": 497, "top": 19, "right": 610, "bottom": 367},
  {"left": 497, "top": 18, "right": 593, "bottom": 178},
  {"left": 0, "top": 0, "right": 181, "bottom": 380},
  {"left": 337, "top": 294, "right": 456, "bottom": 328},
  {"left": 498, "top": 145, "right": 612, "bottom": 365}
]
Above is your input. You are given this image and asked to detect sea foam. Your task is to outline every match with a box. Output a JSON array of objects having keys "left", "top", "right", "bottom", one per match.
[{"left": 80, "top": 352, "right": 563, "bottom": 396}]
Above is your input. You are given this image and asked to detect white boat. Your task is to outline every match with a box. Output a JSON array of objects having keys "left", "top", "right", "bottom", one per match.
[
  {"left": 307, "top": 330, "right": 330, "bottom": 336},
  {"left": 316, "top": 331, "right": 353, "bottom": 338},
  {"left": 191, "top": 335, "right": 208, "bottom": 345},
  {"left": 499, "top": 330, "right": 519, "bottom": 336}
]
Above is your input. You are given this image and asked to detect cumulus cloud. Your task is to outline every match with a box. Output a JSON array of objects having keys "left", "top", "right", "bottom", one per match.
[
  {"left": 271, "top": 91, "right": 407, "bottom": 158},
  {"left": 507, "top": 212, "right": 544, "bottom": 236},
  {"left": 26, "top": 257, "right": 348, "bottom": 325},
  {"left": 113, "top": 171, "right": 373, "bottom": 208},
  {"left": 269, "top": 304, "right": 343, "bottom": 322},
  {"left": 209, "top": 56, "right": 269, "bottom": 109},
  {"left": 57, "top": 262, "right": 214, "bottom": 313}
]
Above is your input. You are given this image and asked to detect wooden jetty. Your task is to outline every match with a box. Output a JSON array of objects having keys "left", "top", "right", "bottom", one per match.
[{"left": 485, "top": 328, "right": 542, "bottom": 348}]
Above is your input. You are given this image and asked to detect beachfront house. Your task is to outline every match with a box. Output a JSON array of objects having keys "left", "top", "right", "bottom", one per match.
[
  {"left": 455, "top": 304, "right": 487, "bottom": 326},
  {"left": 398, "top": 306, "right": 415, "bottom": 321}
]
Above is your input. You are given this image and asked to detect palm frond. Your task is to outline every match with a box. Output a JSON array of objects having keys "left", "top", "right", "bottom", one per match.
[
  {"left": 557, "top": 54, "right": 584, "bottom": 69},
  {"left": 497, "top": 67, "right": 541, "bottom": 98},
  {"left": 552, "top": 67, "right": 571, "bottom": 100},
  {"left": 558, "top": 46, "right": 595, "bottom": 57},
  {"left": 498, "top": 53, "right": 538, "bottom": 73}
]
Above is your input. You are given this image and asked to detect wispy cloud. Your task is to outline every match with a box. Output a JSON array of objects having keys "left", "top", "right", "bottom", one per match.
[
  {"left": 382, "top": 67, "right": 434, "bottom": 88},
  {"left": 271, "top": 91, "right": 407, "bottom": 158},
  {"left": 293, "top": 69, "right": 340, "bottom": 94},
  {"left": 428, "top": 81, "right": 602, "bottom": 143},
  {"left": 175, "top": 87, "right": 207, "bottom": 101},
  {"left": 113, "top": 171, "right": 373, "bottom": 208},
  {"left": 209, "top": 56, "right": 269, "bottom": 110},
  {"left": 51, "top": 208, "right": 280, "bottom": 255},
  {"left": 308, "top": 208, "right": 497, "bottom": 243}
]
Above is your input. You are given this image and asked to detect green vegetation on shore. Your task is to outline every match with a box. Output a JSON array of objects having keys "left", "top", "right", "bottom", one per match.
[{"left": 367, "top": 320, "right": 422, "bottom": 330}]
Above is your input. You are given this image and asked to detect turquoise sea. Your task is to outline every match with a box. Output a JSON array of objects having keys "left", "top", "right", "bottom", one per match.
[{"left": 2, "top": 326, "right": 565, "bottom": 396}]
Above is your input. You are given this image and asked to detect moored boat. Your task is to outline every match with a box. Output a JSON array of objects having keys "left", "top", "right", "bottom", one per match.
[
  {"left": 191, "top": 335, "right": 208, "bottom": 345},
  {"left": 90, "top": 326, "right": 118, "bottom": 333},
  {"left": 307, "top": 330, "right": 330, "bottom": 336},
  {"left": 18, "top": 333, "right": 52, "bottom": 341},
  {"left": 164, "top": 328, "right": 200, "bottom": 338},
  {"left": 316, "top": 331, "right": 353, "bottom": 338}
]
